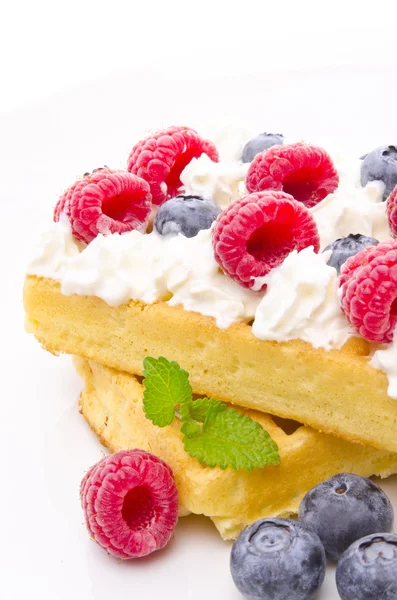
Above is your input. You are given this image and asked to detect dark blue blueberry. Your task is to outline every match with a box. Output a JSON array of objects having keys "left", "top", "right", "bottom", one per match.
[
  {"left": 336, "top": 533, "right": 397, "bottom": 600},
  {"left": 360, "top": 145, "right": 397, "bottom": 200},
  {"left": 154, "top": 195, "right": 221, "bottom": 238},
  {"left": 241, "top": 133, "right": 284, "bottom": 163},
  {"left": 299, "top": 474, "right": 393, "bottom": 561},
  {"left": 230, "top": 518, "right": 326, "bottom": 600},
  {"left": 323, "top": 234, "right": 379, "bottom": 273}
]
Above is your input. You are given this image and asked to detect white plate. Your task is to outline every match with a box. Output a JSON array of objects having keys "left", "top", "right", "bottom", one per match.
[{"left": 3, "top": 67, "right": 397, "bottom": 599}]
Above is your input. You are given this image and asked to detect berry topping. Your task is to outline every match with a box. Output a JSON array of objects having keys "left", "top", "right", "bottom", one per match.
[
  {"left": 387, "top": 184, "right": 397, "bottom": 236},
  {"left": 212, "top": 191, "right": 320, "bottom": 290},
  {"left": 336, "top": 533, "right": 397, "bottom": 600},
  {"left": 154, "top": 194, "right": 221, "bottom": 238},
  {"left": 361, "top": 145, "right": 397, "bottom": 201},
  {"left": 339, "top": 240, "right": 397, "bottom": 343},
  {"left": 230, "top": 518, "right": 326, "bottom": 600},
  {"left": 127, "top": 126, "right": 219, "bottom": 206},
  {"left": 80, "top": 449, "right": 179, "bottom": 559},
  {"left": 299, "top": 474, "right": 393, "bottom": 560},
  {"left": 241, "top": 132, "right": 284, "bottom": 163},
  {"left": 324, "top": 234, "right": 379, "bottom": 274},
  {"left": 246, "top": 142, "right": 339, "bottom": 208},
  {"left": 54, "top": 169, "right": 152, "bottom": 244}
]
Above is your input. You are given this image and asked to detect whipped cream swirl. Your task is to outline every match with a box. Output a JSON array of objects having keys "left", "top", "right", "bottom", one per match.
[{"left": 252, "top": 247, "right": 352, "bottom": 350}]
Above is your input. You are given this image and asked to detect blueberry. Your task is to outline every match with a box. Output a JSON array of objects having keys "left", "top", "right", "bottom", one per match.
[
  {"left": 360, "top": 145, "right": 397, "bottom": 200},
  {"left": 323, "top": 234, "right": 379, "bottom": 273},
  {"left": 336, "top": 533, "right": 397, "bottom": 600},
  {"left": 241, "top": 133, "right": 284, "bottom": 163},
  {"left": 230, "top": 518, "right": 326, "bottom": 600},
  {"left": 299, "top": 474, "right": 393, "bottom": 561},
  {"left": 154, "top": 195, "right": 221, "bottom": 238}
]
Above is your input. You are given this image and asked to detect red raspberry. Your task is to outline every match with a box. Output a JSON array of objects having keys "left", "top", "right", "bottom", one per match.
[
  {"left": 339, "top": 240, "right": 397, "bottom": 343},
  {"left": 54, "top": 169, "right": 152, "bottom": 244},
  {"left": 212, "top": 191, "right": 320, "bottom": 290},
  {"left": 80, "top": 449, "right": 179, "bottom": 559},
  {"left": 246, "top": 143, "right": 339, "bottom": 208},
  {"left": 387, "top": 184, "right": 397, "bottom": 237},
  {"left": 127, "top": 126, "right": 219, "bottom": 206}
]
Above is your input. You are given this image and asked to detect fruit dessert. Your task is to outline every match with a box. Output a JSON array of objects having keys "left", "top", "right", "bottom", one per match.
[
  {"left": 24, "top": 130, "right": 397, "bottom": 598},
  {"left": 24, "top": 128, "right": 397, "bottom": 451},
  {"left": 76, "top": 355, "right": 397, "bottom": 540}
]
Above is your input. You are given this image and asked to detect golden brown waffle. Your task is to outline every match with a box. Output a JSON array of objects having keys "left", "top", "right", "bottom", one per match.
[
  {"left": 25, "top": 275, "right": 397, "bottom": 452},
  {"left": 75, "top": 356, "right": 397, "bottom": 540}
]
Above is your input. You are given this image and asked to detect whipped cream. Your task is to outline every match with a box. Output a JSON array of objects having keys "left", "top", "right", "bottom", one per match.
[
  {"left": 181, "top": 154, "right": 249, "bottom": 210},
  {"left": 28, "top": 214, "right": 80, "bottom": 276},
  {"left": 370, "top": 336, "right": 397, "bottom": 399},
  {"left": 252, "top": 247, "right": 352, "bottom": 350},
  {"left": 311, "top": 179, "right": 389, "bottom": 250},
  {"left": 28, "top": 222, "right": 260, "bottom": 329},
  {"left": 181, "top": 126, "right": 251, "bottom": 209}
]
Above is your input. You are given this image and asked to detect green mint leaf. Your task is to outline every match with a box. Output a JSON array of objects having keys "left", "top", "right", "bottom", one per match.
[
  {"left": 180, "top": 398, "right": 221, "bottom": 437},
  {"left": 189, "top": 397, "right": 221, "bottom": 423},
  {"left": 142, "top": 356, "right": 281, "bottom": 472},
  {"left": 142, "top": 356, "right": 192, "bottom": 427},
  {"left": 180, "top": 420, "right": 201, "bottom": 438},
  {"left": 182, "top": 400, "right": 280, "bottom": 471}
]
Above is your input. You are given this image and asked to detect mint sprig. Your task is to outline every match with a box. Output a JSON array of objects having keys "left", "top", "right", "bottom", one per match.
[
  {"left": 142, "top": 356, "right": 192, "bottom": 427},
  {"left": 142, "top": 357, "right": 280, "bottom": 471}
]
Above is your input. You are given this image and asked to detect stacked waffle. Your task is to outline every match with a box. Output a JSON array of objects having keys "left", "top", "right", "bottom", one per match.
[{"left": 24, "top": 126, "right": 397, "bottom": 539}]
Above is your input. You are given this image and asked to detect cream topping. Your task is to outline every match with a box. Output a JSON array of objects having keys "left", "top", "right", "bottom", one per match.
[
  {"left": 252, "top": 247, "right": 352, "bottom": 350},
  {"left": 28, "top": 223, "right": 260, "bottom": 330},
  {"left": 180, "top": 125, "right": 250, "bottom": 209},
  {"left": 28, "top": 214, "right": 80, "bottom": 276},
  {"left": 311, "top": 177, "right": 388, "bottom": 250},
  {"left": 181, "top": 154, "right": 249, "bottom": 210}
]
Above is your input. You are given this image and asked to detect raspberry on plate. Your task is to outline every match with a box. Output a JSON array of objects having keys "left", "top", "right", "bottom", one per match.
[
  {"left": 387, "top": 184, "right": 397, "bottom": 236},
  {"left": 339, "top": 240, "right": 397, "bottom": 343},
  {"left": 127, "top": 126, "right": 219, "bottom": 206},
  {"left": 54, "top": 169, "right": 152, "bottom": 244},
  {"left": 246, "top": 142, "right": 339, "bottom": 208},
  {"left": 80, "top": 449, "right": 179, "bottom": 559},
  {"left": 212, "top": 191, "right": 320, "bottom": 290}
]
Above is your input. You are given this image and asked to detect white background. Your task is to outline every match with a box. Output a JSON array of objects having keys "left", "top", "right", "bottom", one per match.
[{"left": 2, "top": 1, "right": 397, "bottom": 598}]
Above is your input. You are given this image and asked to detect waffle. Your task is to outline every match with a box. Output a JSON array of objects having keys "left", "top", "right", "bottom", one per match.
[
  {"left": 24, "top": 275, "right": 397, "bottom": 453},
  {"left": 75, "top": 356, "right": 397, "bottom": 540}
]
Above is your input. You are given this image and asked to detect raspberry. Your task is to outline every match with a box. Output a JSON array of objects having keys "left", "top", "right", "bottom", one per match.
[
  {"left": 339, "top": 240, "right": 397, "bottom": 343},
  {"left": 127, "top": 126, "right": 219, "bottom": 206},
  {"left": 246, "top": 143, "right": 339, "bottom": 208},
  {"left": 54, "top": 169, "right": 152, "bottom": 244},
  {"left": 80, "top": 449, "right": 179, "bottom": 559},
  {"left": 212, "top": 191, "right": 320, "bottom": 290},
  {"left": 387, "top": 184, "right": 397, "bottom": 236}
]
